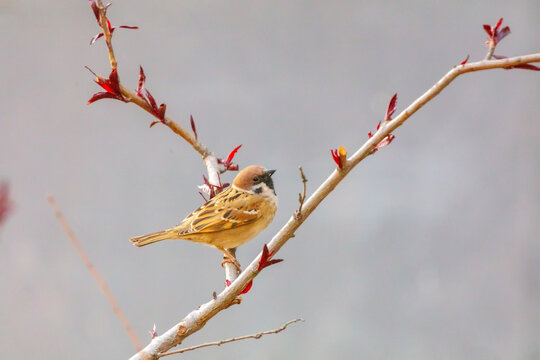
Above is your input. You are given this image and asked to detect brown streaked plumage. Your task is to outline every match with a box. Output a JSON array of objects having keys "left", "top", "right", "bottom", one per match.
[{"left": 130, "top": 165, "right": 277, "bottom": 268}]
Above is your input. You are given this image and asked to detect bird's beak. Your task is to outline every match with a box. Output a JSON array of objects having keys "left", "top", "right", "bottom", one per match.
[{"left": 265, "top": 169, "right": 276, "bottom": 177}]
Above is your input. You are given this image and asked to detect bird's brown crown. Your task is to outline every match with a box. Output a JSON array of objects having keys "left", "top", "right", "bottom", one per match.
[{"left": 232, "top": 165, "right": 266, "bottom": 190}]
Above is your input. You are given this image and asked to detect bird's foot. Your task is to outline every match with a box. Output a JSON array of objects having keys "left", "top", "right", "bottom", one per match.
[{"left": 221, "top": 249, "right": 242, "bottom": 272}]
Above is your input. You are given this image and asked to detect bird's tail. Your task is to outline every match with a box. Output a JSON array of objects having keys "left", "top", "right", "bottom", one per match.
[{"left": 130, "top": 229, "right": 177, "bottom": 247}]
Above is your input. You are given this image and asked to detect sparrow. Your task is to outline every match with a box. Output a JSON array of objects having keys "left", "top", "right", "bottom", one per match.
[{"left": 130, "top": 165, "right": 278, "bottom": 269}]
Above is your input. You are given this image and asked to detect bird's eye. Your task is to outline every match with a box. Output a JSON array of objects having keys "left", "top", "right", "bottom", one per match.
[{"left": 253, "top": 176, "right": 260, "bottom": 182}]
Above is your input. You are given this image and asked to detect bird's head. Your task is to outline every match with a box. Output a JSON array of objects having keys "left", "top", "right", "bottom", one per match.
[{"left": 233, "top": 165, "right": 276, "bottom": 196}]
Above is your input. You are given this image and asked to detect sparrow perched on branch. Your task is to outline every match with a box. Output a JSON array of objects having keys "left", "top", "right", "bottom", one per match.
[{"left": 130, "top": 165, "right": 278, "bottom": 269}]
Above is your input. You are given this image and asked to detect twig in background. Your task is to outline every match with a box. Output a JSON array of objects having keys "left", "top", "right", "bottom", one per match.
[{"left": 46, "top": 195, "right": 142, "bottom": 351}]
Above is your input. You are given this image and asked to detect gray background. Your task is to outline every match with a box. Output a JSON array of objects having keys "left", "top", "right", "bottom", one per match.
[{"left": 1, "top": 1, "right": 539, "bottom": 359}]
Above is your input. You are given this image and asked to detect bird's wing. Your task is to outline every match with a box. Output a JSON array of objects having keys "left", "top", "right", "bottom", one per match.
[{"left": 176, "top": 187, "right": 261, "bottom": 235}]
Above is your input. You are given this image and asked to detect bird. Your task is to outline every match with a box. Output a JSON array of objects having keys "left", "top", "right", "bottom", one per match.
[{"left": 130, "top": 165, "right": 277, "bottom": 269}]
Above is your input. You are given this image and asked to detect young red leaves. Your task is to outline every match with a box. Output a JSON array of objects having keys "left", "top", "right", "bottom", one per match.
[
  {"left": 224, "top": 243, "right": 283, "bottom": 295},
  {"left": 198, "top": 145, "right": 241, "bottom": 202},
  {"left": 190, "top": 115, "right": 198, "bottom": 140},
  {"left": 369, "top": 93, "right": 398, "bottom": 154},
  {"left": 482, "top": 18, "right": 539, "bottom": 71},
  {"left": 492, "top": 55, "right": 540, "bottom": 71},
  {"left": 483, "top": 18, "right": 511, "bottom": 48},
  {"left": 330, "top": 147, "right": 347, "bottom": 169},
  {"left": 460, "top": 54, "right": 470, "bottom": 65},
  {"left": 87, "top": 67, "right": 127, "bottom": 104},
  {"left": 258, "top": 244, "right": 283, "bottom": 272},
  {"left": 225, "top": 279, "right": 253, "bottom": 295},
  {"left": 149, "top": 324, "right": 157, "bottom": 339},
  {"left": 89, "top": 1, "right": 137, "bottom": 45},
  {"left": 90, "top": 19, "right": 138, "bottom": 45},
  {"left": 385, "top": 93, "right": 398, "bottom": 121},
  {"left": 137, "top": 67, "right": 167, "bottom": 126},
  {"left": 219, "top": 145, "right": 242, "bottom": 171},
  {"left": 198, "top": 173, "right": 230, "bottom": 203},
  {"left": 89, "top": 0, "right": 101, "bottom": 22}
]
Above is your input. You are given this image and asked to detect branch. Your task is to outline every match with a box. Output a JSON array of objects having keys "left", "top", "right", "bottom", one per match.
[
  {"left": 294, "top": 167, "right": 307, "bottom": 220},
  {"left": 88, "top": 1, "right": 242, "bottom": 279},
  {"left": 46, "top": 195, "right": 142, "bottom": 351},
  {"left": 129, "top": 52, "right": 540, "bottom": 360},
  {"left": 159, "top": 318, "right": 303, "bottom": 357}
]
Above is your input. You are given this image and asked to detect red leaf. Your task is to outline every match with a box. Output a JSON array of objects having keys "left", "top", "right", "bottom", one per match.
[
  {"left": 492, "top": 55, "right": 540, "bottom": 71},
  {"left": 145, "top": 89, "right": 157, "bottom": 110},
  {"left": 87, "top": 67, "right": 127, "bottom": 104},
  {"left": 137, "top": 66, "right": 146, "bottom": 97},
  {"left": 497, "top": 26, "right": 511, "bottom": 43},
  {"left": 226, "top": 145, "right": 242, "bottom": 165},
  {"left": 106, "top": 18, "right": 113, "bottom": 31},
  {"left": 118, "top": 25, "right": 139, "bottom": 30},
  {"left": 460, "top": 54, "right": 470, "bottom": 65},
  {"left": 149, "top": 324, "right": 157, "bottom": 339},
  {"left": 484, "top": 18, "right": 511, "bottom": 47},
  {"left": 90, "top": 24, "right": 138, "bottom": 45},
  {"left": 259, "top": 244, "right": 270, "bottom": 269},
  {"left": 225, "top": 279, "right": 253, "bottom": 294},
  {"left": 240, "top": 280, "right": 253, "bottom": 294},
  {"left": 373, "top": 134, "right": 395, "bottom": 153},
  {"left": 257, "top": 244, "right": 283, "bottom": 272},
  {"left": 89, "top": 0, "right": 100, "bottom": 22},
  {"left": 220, "top": 145, "right": 242, "bottom": 170},
  {"left": 90, "top": 32, "right": 104, "bottom": 45},
  {"left": 495, "top": 17, "right": 503, "bottom": 31},
  {"left": 157, "top": 103, "right": 167, "bottom": 120},
  {"left": 88, "top": 68, "right": 124, "bottom": 103},
  {"left": 190, "top": 115, "right": 198, "bottom": 139},
  {"left": 198, "top": 191, "right": 209, "bottom": 203},
  {"left": 135, "top": 68, "right": 167, "bottom": 122},
  {"left": 198, "top": 174, "right": 225, "bottom": 200},
  {"left": 483, "top": 24, "right": 493, "bottom": 37},
  {"left": 330, "top": 149, "right": 343, "bottom": 168},
  {"left": 88, "top": 91, "right": 120, "bottom": 104},
  {"left": 513, "top": 63, "right": 540, "bottom": 71},
  {"left": 385, "top": 93, "right": 398, "bottom": 121}
]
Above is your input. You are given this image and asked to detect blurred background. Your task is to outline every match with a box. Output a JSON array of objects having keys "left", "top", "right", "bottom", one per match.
[{"left": 1, "top": 1, "right": 539, "bottom": 359}]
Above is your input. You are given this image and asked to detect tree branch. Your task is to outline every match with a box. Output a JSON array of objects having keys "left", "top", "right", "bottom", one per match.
[
  {"left": 158, "top": 318, "right": 303, "bottom": 357},
  {"left": 129, "top": 53, "right": 540, "bottom": 359},
  {"left": 46, "top": 195, "right": 142, "bottom": 351},
  {"left": 88, "top": 0, "right": 241, "bottom": 281},
  {"left": 294, "top": 166, "right": 308, "bottom": 220}
]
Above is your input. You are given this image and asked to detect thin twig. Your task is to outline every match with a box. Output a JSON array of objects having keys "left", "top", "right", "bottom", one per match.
[
  {"left": 46, "top": 195, "right": 142, "bottom": 351},
  {"left": 159, "top": 318, "right": 304, "bottom": 358},
  {"left": 94, "top": 1, "right": 118, "bottom": 70},
  {"left": 295, "top": 167, "right": 308, "bottom": 219},
  {"left": 485, "top": 45, "right": 495, "bottom": 60},
  {"left": 129, "top": 53, "right": 540, "bottom": 360}
]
